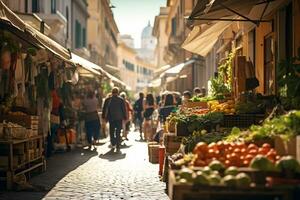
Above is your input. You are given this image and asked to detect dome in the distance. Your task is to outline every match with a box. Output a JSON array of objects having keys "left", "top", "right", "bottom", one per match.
[{"left": 141, "top": 21, "right": 153, "bottom": 38}]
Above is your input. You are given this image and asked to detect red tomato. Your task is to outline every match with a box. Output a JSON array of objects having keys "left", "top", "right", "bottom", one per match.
[
  {"left": 248, "top": 143, "right": 258, "bottom": 150},
  {"left": 262, "top": 143, "right": 271, "bottom": 150},
  {"left": 193, "top": 142, "right": 208, "bottom": 154},
  {"left": 243, "top": 160, "right": 249, "bottom": 167},
  {"left": 249, "top": 149, "right": 258, "bottom": 155},
  {"left": 258, "top": 147, "right": 268, "bottom": 155}
]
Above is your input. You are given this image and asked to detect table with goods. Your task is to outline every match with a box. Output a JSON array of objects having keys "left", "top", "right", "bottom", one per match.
[
  {"left": 0, "top": 112, "right": 46, "bottom": 189},
  {"left": 158, "top": 93, "right": 300, "bottom": 199}
]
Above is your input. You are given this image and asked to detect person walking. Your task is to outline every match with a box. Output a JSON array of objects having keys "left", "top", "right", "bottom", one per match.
[
  {"left": 143, "top": 93, "right": 156, "bottom": 141},
  {"left": 133, "top": 92, "right": 144, "bottom": 140},
  {"left": 120, "top": 92, "right": 133, "bottom": 141},
  {"left": 82, "top": 91, "right": 101, "bottom": 149},
  {"left": 102, "top": 87, "right": 127, "bottom": 152}
]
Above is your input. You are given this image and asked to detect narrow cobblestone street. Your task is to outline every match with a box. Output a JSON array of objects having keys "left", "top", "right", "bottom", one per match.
[{"left": 0, "top": 132, "right": 169, "bottom": 200}]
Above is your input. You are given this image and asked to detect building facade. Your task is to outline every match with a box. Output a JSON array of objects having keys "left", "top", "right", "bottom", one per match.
[
  {"left": 118, "top": 40, "right": 155, "bottom": 93},
  {"left": 153, "top": 7, "right": 170, "bottom": 69},
  {"left": 87, "top": 0, "right": 119, "bottom": 75},
  {"left": 152, "top": 0, "right": 202, "bottom": 93},
  {"left": 2, "top": 0, "right": 72, "bottom": 48}
]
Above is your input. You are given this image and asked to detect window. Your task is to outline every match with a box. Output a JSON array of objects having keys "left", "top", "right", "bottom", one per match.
[
  {"left": 75, "top": 20, "right": 81, "bottom": 48},
  {"left": 171, "top": 18, "right": 176, "bottom": 36},
  {"left": 25, "top": 0, "right": 28, "bottom": 13},
  {"left": 82, "top": 28, "right": 86, "bottom": 47},
  {"left": 32, "top": 0, "right": 39, "bottom": 13},
  {"left": 51, "top": 0, "right": 56, "bottom": 14}
]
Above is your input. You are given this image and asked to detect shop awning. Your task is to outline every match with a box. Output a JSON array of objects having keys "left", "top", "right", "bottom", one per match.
[
  {"left": 189, "top": 0, "right": 279, "bottom": 25},
  {"left": 154, "top": 64, "right": 171, "bottom": 75},
  {"left": 148, "top": 78, "right": 161, "bottom": 88},
  {"left": 0, "top": 1, "right": 71, "bottom": 60},
  {"left": 166, "top": 76, "right": 177, "bottom": 83},
  {"left": 161, "top": 59, "right": 195, "bottom": 78},
  {"left": 182, "top": 21, "right": 232, "bottom": 56},
  {"left": 105, "top": 71, "right": 131, "bottom": 90},
  {"left": 71, "top": 53, "right": 102, "bottom": 76}
]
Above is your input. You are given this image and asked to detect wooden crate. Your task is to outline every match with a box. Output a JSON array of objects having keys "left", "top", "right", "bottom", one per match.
[
  {"left": 168, "top": 170, "right": 294, "bottom": 200},
  {"left": 275, "top": 136, "right": 300, "bottom": 162},
  {"left": 164, "top": 133, "right": 182, "bottom": 154},
  {"left": 184, "top": 101, "right": 208, "bottom": 109},
  {"left": 149, "top": 144, "right": 159, "bottom": 164}
]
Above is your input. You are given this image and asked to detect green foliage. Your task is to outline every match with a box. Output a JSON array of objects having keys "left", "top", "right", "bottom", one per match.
[
  {"left": 182, "top": 130, "right": 229, "bottom": 153},
  {"left": 226, "top": 110, "right": 300, "bottom": 142},
  {"left": 277, "top": 56, "right": 300, "bottom": 109}
]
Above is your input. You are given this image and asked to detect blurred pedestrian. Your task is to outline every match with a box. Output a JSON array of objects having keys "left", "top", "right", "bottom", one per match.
[
  {"left": 143, "top": 93, "right": 156, "bottom": 141},
  {"left": 133, "top": 92, "right": 144, "bottom": 140},
  {"left": 193, "top": 87, "right": 201, "bottom": 97},
  {"left": 83, "top": 91, "right": 101, "bottom": 149},
  {"left": 120, "top": 92, "right": 133, "bottom": 141},
  {"left": 102, "top": 87, "right": 127, "bottom": 152},
  {"left": 182, "top": 90, "right": 192, "bottom": 105}
]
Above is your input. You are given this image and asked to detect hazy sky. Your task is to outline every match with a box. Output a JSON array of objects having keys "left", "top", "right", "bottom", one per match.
[{"left": 111, "top": 0, "right": 166, "bottom": 48}]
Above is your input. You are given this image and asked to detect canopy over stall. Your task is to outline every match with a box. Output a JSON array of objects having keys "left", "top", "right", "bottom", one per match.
[
  {"left": 70, "top": 53, "right": 102, "bottom": 77},
  {"left": 0, "top": 1, "right": 71, "bottom": 60},
  {"left": 189, "top": 0, "right": 283, "bottom": 26},
  {"left": 160, "top": 59, "right": 195, "bottom": 78},
  {"left": 182, "top": 22, "right": 232, "bottom": 56}
]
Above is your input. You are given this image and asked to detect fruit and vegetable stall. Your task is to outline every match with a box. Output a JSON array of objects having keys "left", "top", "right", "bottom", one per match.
[{"left": 147, "top": 90, "right": 300, "bottom": 200}]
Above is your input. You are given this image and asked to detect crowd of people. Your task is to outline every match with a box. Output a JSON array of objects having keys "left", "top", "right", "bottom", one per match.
[
  {"left": 48, "top": 86, "right": 206, "bottom": 155},
  {"left": 99, "top": 86, "right": 207, "bottom": 152}
]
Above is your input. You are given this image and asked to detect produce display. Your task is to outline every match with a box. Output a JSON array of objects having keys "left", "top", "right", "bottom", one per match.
[
  {"left": 208, "top": 100, "right": 235, "bottom": 114},
  {"left": 168, "top": 110, "right": 224, "bottom": 134},
  {"left": 170, "top": 139, "right": 300, "bottom": 189},
  {"left": 226, "top": 110, "right": 300, "bottom": 142}
]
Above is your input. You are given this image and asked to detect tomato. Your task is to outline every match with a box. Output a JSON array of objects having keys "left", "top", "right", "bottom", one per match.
[
  {"left": 262, "top": 143, "right": 271, "bottom": 150},
  {"left": 248, "top": 149, "right": 258, "bottom": 155},
  {"left": 230, "top": 153, "right": 239, "bottom": 162},
  {"left": 218, "top": 156, "right": 225, "bottom": 162},
  {"left": 236, "top": 142, "right": 246, "bottom": 149},
  {"left": 207, "top": 149, "right": 216, "bottom": 158},
  {"left": 225, "top": 160, "right": 231, "bottom": 167},
  {"left": 245, "top": 154, "right": 254, "bottom": 162},
  {"left": 208, "top": 142, "right": 218, "bottom": 151},
  {"left": 258, "top": 147, "right": 268, "bottom": 155},
  {"left": 193, "top": 159, "right": 206, "bottom": 167},
  {"left": 217, "top": 141, "right": 225, "bottom": 151},
  {"left": 241, "top": 148, "right": 247, "bottom": 155},
  {"left": 193, "top": 142, "right": 208, "bottom": 154},
  {"left": 243, "top": 160, "right": 249, "bottom": 167},
  {"left": 233, "top": 148, "right": 241, "bottom": 154},
  {"left": 266, "top": 151, "right": 277, "bottom": 160},
  {"left": 248, "top": 143, "right": 258, "bottom": 150}
]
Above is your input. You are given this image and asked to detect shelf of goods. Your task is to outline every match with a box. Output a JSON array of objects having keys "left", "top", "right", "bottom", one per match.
[
  {"left": 0, "top": 136, "right": 46, "bottom": 189},
  {"left": 0, "top": 114, "right": 46, "bottom": 190}
]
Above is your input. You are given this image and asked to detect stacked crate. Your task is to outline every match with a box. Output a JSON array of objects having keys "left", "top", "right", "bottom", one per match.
[{"left": 148, "top": 143, "right": 160, "bottom": 164}]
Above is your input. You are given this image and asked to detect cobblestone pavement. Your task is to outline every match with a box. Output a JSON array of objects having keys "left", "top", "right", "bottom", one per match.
[{"left": 0, "top": 132, "right": 169, "bottom": 200}]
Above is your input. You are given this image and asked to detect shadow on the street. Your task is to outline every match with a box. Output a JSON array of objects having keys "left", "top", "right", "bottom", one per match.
[
  {"left": 120, "top": 143, "right": 132, "bottom": 149},
  {"left": 32, "top": 148, "right": 97, "bottom": 190},
  {"left": 99, "top": 149, "right": 126, "bottom": 161}
]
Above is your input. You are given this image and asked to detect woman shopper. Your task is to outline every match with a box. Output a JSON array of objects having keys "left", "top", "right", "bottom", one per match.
[
  {"left": 120, "top": 92, "right": 133, "bottom": 141},
  {"left": 83, "top": 91, "right": 101, "bottom": 149},
  {"left": 143, "top": 93, "right": 156, "bottom": 141},
  {"left": 154, "top": 93, "right": 177, "bottom": 143}
]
